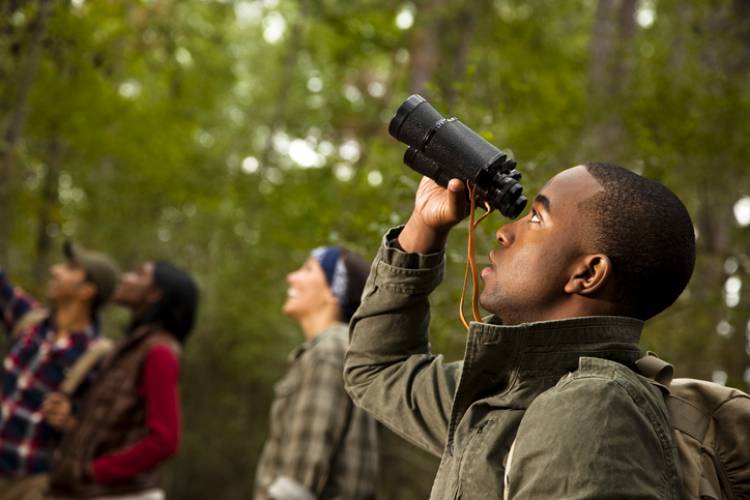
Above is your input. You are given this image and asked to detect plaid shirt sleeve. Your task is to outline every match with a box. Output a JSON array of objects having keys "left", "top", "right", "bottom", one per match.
[
  {"left": 0, "top": 268, "right": 40, "bottom": 335},
  {"left": 277, "top": 349, "right": 350, "bottom": 496}
]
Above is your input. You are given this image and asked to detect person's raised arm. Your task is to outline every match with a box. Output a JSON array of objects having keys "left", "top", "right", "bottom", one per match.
[
  {"left": 344, "top": 176, "right": 470, "bottom": 456},
  {"left": 0, "top": 268, "right": 41, "bottom": 336}
]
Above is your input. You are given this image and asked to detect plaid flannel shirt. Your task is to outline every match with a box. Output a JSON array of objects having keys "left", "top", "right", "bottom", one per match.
[
  {"left": 254, "top": 323, "right": 378, "bottom": 500},
  {"left": 0, "top": 269, "right": 99, "bottom": 476}
]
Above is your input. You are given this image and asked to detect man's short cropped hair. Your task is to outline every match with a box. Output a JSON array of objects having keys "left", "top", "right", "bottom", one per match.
[{"left": 581, "top": 163, "right": 696, "bottom": 320}]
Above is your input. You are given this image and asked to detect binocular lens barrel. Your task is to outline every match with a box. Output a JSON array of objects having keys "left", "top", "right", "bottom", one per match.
[
  {"left": 404, "top": 148, "right": 455, "bottom": 188},
  {"left": 389, "top": 94, "right": 527, "bottom": 219},
  {"left": 389, "top": 95, "right": 439, "bottom": 146}
]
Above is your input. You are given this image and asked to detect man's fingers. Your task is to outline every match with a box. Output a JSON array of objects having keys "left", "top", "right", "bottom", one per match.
[
  {"left": 447, "top": 178, "right": 468, "bottom": 219},
  {"left": 447, "top": 178, "right": 464, "bottom": 193},
  {"left": 41, "top": 392, "right": 70, "bottom": 422},
  {"left": 42, "top": 399, "right": 62, "bottom": 410}
]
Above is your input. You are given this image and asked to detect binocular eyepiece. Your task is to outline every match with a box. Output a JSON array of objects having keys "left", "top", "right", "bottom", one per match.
[{"left": 389, "top": 95, "right": 527, "bottom": 219}]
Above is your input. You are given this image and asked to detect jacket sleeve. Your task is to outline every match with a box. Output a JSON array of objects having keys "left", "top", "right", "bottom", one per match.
[
  {"left": 0, "top": 268, "right": 40, "bottom": 336},
  {"left": 505, "top": 371, "right": 676, "bottom": 499},
  {"left": 344, "top": 227, "right": 462, "bottom": 458}
]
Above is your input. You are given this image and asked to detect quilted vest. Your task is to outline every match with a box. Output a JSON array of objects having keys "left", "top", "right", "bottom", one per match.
[{"left": 49, "top": 325, "right": 180, "bottom": 498}]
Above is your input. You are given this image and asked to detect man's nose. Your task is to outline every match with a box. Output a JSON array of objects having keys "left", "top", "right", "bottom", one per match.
[{"left": 495, "top": 223, "right": 515, "bottom": 247}]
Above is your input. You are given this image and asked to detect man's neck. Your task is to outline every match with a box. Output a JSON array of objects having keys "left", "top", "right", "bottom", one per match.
[
  {"left": 497, "top": 295, "right": 624, "bottom": 326},
  {"left": 53, "top": 301, "right": 93, "bottom": 339}
]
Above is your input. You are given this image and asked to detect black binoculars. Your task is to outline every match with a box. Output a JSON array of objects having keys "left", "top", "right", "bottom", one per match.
[{"left": 389, "top": 95, "right": 527, "bottom": 219}]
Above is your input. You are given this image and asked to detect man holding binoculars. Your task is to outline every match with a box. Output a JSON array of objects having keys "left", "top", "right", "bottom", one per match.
[{"left": 343, "top": 96, "right": 696, "bottom": 500}]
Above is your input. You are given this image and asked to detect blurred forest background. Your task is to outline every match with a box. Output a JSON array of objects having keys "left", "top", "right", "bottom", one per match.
[{"left": 1, "top": 0, "right": 749, "bottom": 498}]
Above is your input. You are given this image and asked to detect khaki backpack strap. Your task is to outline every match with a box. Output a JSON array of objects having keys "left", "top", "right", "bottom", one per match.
[
  {"left": 10, "top": 308, "right": 48, "bottom": 339},
  {"left": 635, "top": 351, "right": 675, "bottom": 386},
  {"left": 59, "top": 337, "right": 114, "bottom": 395},
  {"left": 639, "top": 351, "right": 711, "bottom": 443},
  {"left": 666, "top": 396, "right": 710, "bottom": 442}
]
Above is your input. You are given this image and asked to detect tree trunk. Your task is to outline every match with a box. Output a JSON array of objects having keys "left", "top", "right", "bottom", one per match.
[
  {"left": 408, "top": 0, "right": 481, "bottom": 105},
  {"left": 585, "top": 0, "right": 638, "bottom": 157},
  {"left": 707, "top": 0, "right": 750, "bottom": 388},
  {"left": 409, "top": 26, "right": 438, "bottom": 96},
  {"left": 0, "top": 0, "right": 53, "bottom": 263},
  {"left": 257, "top": 0, "right": 308, "bottom": 171},
  {"left": 732, "top": 0, "right": 750, "bottom": 73},
  {"left": 32, "top": 138, "right": 62, "bottom": 283},
  {"left": 441, "top": 4, "right": 477, "bottom": 107},
  {"left": 407, "top": 0, "right": 446, "bottom": 97},
  {"left": 1, "top": 0, "right": 25, "bottom": 35}
]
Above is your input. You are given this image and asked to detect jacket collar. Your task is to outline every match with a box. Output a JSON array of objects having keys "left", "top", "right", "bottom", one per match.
[
  {"left": 448, "top": 315, "right": 644, "bottom": 438},
  {"left": 468, "top": 315, "right": 642, "bottom": 358},
  {"left": 464, "top": 314, "right": 643, "bottom": 379}
]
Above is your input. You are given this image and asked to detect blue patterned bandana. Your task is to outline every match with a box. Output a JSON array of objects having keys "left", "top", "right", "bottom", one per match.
[{"left": 311, "top": 246, "right": 348, "bottom": 308}]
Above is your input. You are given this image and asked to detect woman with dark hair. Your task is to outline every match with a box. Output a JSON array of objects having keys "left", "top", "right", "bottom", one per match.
[
  {"left": 254, "top": 246, "right": 379, "bottom": 500},
  {"left": 42, "top": 261, "right": 199, "bottom": 500}
]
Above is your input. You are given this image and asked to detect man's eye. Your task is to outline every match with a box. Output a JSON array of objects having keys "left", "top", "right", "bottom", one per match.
[{"left": 530, "top": 210, "right": 541, "bottom": 223}]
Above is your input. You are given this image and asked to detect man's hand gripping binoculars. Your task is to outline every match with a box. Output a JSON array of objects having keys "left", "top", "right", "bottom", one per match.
[{"left": 389, "top": 94, "right": 527, "bottom": 220}]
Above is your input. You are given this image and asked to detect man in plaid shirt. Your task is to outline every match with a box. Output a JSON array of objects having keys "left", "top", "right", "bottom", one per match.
[
  {"left": 254, "top": 246, "right": 378, "bottom": 500},
  {"left": 0, "top": 242, "right": 118, "bottom": 500}
]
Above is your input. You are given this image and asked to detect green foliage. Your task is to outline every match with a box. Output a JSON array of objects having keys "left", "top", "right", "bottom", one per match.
[{"left": 1, "top": 0, "right": 749, "bottom": 497}]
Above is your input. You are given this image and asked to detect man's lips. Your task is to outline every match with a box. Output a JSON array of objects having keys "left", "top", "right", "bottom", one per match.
[
  {"left": 481, "top": 251, "right": 496, "bottom": 280},
  {"left": 480, "top": 266, "right": 493, "bottom": 280}
]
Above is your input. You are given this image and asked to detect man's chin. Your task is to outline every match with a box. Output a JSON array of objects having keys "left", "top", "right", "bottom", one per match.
[
  {"left": 478, "top": 294, "right": 490, "bottom": 313},
  {"left": 478, "top": 290, "right": 504, "bottom": 319}
]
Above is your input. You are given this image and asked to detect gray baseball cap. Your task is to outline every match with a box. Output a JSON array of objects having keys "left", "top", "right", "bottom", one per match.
[{"left": 63, "top": 240, "right": 120, "bottom": 307}]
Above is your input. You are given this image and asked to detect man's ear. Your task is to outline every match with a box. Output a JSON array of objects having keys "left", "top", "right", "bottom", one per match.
[
  {"left": 78, "top": 282, "right": 97, "bottom": 303},
  {"left": 146, "top": 288, "right": 163, "bottom": 305},
  {"left": 564, "top": 254, "right": 612, "bottom": 296}
]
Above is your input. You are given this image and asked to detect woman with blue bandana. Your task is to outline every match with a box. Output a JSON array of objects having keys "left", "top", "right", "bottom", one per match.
[{"left": 254, "top": 247, "right": 379, "bottom": 500}]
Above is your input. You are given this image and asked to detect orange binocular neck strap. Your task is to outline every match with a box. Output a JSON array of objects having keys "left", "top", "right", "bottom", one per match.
[{"left": 459, "top": 181, "right": 493, "bottom": 330}]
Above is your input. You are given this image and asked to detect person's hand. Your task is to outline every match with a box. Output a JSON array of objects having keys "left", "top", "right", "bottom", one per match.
[
  {"left": 42, "top": 392, "right": 76, "bottom": 432},
  {"left": 398, "top": 177, "right": 468, "bottom": 254}
]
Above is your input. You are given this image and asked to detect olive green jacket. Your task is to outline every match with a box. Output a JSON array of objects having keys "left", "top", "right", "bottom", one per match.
[{"left": 344, "top": 229, "right": 681, "bottom": 499}]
